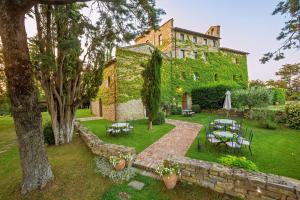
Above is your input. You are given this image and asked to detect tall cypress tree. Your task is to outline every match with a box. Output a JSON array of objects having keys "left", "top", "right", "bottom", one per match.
[{"left": 141, "top": 48, "right": 163, "bottom": 130}]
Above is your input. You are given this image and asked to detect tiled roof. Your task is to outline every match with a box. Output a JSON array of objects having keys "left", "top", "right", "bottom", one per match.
[
  {"left": 173, "top": 27, "right": 221, "bottom": 40},
  {"left": 220, "top": 47, "right": 249, "bottom": 55}
]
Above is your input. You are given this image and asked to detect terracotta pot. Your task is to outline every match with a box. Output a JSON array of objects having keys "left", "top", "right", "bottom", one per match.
[
  {"left": 162, "top": 173, "right": 177, "bottom": 190},
  {"left": 114, "top": 159, "right": 126, "bottom": 171}
]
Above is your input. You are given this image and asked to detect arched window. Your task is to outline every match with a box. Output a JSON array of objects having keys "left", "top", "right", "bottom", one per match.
[
  {"left": 194, "top": 72, "right": 199, "bottom": 81},
  {"left": 214, "top": 74, "right": 219, "bottom": 81}
]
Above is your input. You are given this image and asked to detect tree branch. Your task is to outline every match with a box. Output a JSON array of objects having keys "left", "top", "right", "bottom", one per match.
[{"left": 38, "top": 0, "right": 91, "bottom": 5}]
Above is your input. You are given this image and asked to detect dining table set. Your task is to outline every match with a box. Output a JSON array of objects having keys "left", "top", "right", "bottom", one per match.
[
  {"left": 106, "top": 122, "right": 134, "bottom": 136},
  {"left": 202, "top": 118, "right": 253, "bottom": 155}
]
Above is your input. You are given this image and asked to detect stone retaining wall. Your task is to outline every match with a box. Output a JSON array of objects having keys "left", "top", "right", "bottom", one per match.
[
  {"left": 75, "top": 121, "right": 136, "bottom": 162},
  {"left": 167, "top": 155, "right": 300, "bottom": 200}
]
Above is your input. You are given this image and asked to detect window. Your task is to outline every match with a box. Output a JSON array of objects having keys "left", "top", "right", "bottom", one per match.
[
  {"left": 107, "top": 76, "right": 111, "bottom": 87},
  {"left": 233, "top": 75, "right": 237, "bottom": 81},
  {"left": 213, "top": 40, "right": 217, "bottom": 47},
  {"left": 192, "top": 36, "right": 197, "bottom": 43},
  {"left": 193, "top": 51, "right": 198, "bottom": 59},
  {"left": 202, "top": 52, "right": 208, "bottom": 61},
  {"left": 232, "top": 57, "right": 238, "bottom": 64},
  {"left": 179, "top": 49, "right": 185, "bottom": 59},
  {"left": 214, "top": 74, "right": 219, "bottom": 81},
  {"left": 180, "top": 33, "right": 185, "bottom": 41},
  {"left": 180, "top": 72, "right": 186, "bottom": 80},
  {"left": 193, "top": 72, "right": 199, "bottom": 81},
  {"left": 204, "top": 38, "right": 208, "bottom": 45},
  {"left": 158, "top": 34, "right": 163, "bottom": 46}
]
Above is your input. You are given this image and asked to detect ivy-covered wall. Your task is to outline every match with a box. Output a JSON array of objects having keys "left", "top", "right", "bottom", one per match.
[{"left": 97, "top": 46, "right": 248, "bottom": 107}]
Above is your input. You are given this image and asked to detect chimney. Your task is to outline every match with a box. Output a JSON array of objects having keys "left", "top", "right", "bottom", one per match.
[{"left": 206, "top": 25, "right": 220, "bottom": 38}]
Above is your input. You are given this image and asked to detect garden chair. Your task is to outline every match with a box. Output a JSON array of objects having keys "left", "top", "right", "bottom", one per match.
[
  {"left": 225, "top": 135, "right": 242, "bottom": 154},
  {"left": 238, "top": 130, "right": 253, "bottom": 156},
  {"left": 106, "top": 125, "right": 113, "bottom": 136},
  {"left": 111, "top": 126, "right": 121, "bottom": 136},
  {"left": 122, "top": 123, "right": 132, "bottom": 135},
  {"left": 206, "top": 128, "right": 221, "bottom": 146}
]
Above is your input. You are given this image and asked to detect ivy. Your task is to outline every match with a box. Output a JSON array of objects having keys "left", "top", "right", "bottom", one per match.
[{"left": 97, "top": 46, "right": 248, "bottom": 106}]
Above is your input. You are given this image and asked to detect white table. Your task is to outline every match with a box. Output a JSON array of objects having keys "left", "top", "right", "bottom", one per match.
[
  {"left": 214, "top": 119, "right": 237, "bottom": 125},
  {"left": 111, "top": 122, "right": 129, "bottom": 128}
]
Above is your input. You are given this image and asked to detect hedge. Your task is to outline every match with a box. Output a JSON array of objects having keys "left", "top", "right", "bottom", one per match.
[
  {"left": 272, "top": 88, "right": 286, "bottom": 105},
  {"left": 286, "top": 104, "right": 300, "bottom": 130},
  {"left": 191, "top": 84, "right": 238, "bottom": 109}
]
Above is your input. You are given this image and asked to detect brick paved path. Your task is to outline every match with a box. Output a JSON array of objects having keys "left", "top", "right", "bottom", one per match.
[{"left": 133, "top": 119, "right": 202, "bottom": 172}]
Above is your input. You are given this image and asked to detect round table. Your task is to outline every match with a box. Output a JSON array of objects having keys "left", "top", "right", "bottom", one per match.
[
  {"left": 111, "top": 122, "right": 129, "bottom": 128},
  {"left": 213, "top": 130, "right": 235, "bottom": 139},
  {"left": 214, "top": 119, "right": 237, "bottom": 125}
]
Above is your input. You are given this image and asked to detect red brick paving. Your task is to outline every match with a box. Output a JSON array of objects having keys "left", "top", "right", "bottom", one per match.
[{"left": 133, "top": 119, "right": 202, "bottom": 172}]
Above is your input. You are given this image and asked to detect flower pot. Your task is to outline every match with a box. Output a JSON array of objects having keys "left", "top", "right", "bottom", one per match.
[
  {"left": 162, "top": 173, "right": 177, "bottom": 190},
  {"left": 114, "top": 159, "right": 126, "bottom": 171}
]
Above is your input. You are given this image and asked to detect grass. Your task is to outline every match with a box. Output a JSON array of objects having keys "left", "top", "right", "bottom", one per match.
[
  {"left": 169, "top": 113, "right": 300, "bottom": 180},
  {"left": 0, "top": 109, "right": 231, "bottom": 200},
  {"left": 82, "top": 119, "right": 175, "bottom": 153},
  {"left": 101, "top": 174, "right": 237, "bottom": 200}
]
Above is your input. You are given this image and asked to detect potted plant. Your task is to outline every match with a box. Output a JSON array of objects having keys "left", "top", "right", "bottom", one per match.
[
  {"left": 156, "top": 161, "right": 180, "bottom": 190},
  {"left": 109, "top": 153, "right": 133, "bottom": 171}
]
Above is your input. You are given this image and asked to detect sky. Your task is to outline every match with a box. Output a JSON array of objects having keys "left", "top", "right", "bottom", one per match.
[
  {"left": 154, "top": 0, "right": 299, "bottom": 81},
  {"left": 25, "top": 0, "right": 299, "bottom": 81}
]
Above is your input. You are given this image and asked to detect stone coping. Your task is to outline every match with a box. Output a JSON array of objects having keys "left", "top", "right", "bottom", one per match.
[
  {"left": 167, "top": 155, "right": 300, "bottom": 200},
  {"left": 74, "top": 121, "right": 136, "bottom": 161}
]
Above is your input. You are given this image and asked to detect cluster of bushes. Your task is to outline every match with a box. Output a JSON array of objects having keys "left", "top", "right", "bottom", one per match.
[
  {"left": 153, "top": 112, "right": 165, "bottom": 125},
  {"left": 272, "top": 88, "right": 286, "bottom": 105},
  {"left": 219, "top": 155, "right": 258, "bottom": 172},
  {"left": 43, "top": 123, "right": 55, "bottom": 145},
  {"left": 286, "top": 104, "right": 300, "bottom": 130},
  {"left": 191, "top": 84, "right": 238, "bottom": 109}
]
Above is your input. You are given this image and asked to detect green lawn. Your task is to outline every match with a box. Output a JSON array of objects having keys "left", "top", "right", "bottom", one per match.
[
  {"left": 82, "top": 119, "right": 175, "bottom": 153},
  {"left": 169, "top": 113, "right": 300, "bottom": 180},
  {"left": 0, "top": 110, "right": 231, "bottom": 200}
]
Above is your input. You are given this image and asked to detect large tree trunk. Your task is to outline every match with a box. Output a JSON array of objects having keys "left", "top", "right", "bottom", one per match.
[{"left": 0, "top": 3, "right": 53, "bottom": 194}]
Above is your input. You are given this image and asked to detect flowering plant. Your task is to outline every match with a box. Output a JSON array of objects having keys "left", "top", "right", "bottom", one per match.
[
  {"left": 156, "top": 161, "right": 180, "bottom": 177},
  {"left": 109, "top": 152, "right": 133, "bottom": 167}
]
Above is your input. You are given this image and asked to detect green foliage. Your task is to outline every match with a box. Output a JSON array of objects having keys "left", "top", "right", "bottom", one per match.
[
  {"left": 219, "top": 155, "right": 258, "bottom": 172},
  {"left": 259, "top": 120, "right": 278, "bottom": 130},
  {"left": 286, "top": 104, "right": 300, "bottom": 130},
  {"left": 191, "top": 104, "right": 201, "bottom": 113},
  {"left": 272, "top": 88, "right": 286, "bottom": 105},
  {"left": 141, "top": 48, "right": 163, "bottom": 123},
  {"left": 232, "top": 87, "right": 273, "bottom": 110},
  {"left": 43, "top": 123, "right": 55, "bottom": 145},
  {"left": 152, "top": 111, "right": 165, "bottom": 125},
  {"left": 249, "top": 108, "right": 287, "bottom": 125},
  {"left": 192, "top": 84, "right": 239, "bottom": 109},
  {"left": 170, "top": 105, "right": 182, "bottom": 115}
]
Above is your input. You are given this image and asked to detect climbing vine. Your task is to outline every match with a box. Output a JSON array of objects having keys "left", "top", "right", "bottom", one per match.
[{"left": 97, "top": 45, "right": 248, "bottom": 106}]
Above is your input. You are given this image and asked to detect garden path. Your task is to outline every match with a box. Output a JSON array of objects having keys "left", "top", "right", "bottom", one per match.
[{"left": 134, "top": 119, "right": 202, "bottom": 172}]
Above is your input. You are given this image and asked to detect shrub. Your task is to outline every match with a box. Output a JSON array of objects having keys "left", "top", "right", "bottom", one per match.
[
  {"left": 272, "top": 88, "right": 286, "bottom": 105},
  {"left": 286, "top": 104, "right": 300, "bottom": 130},
  {"left": 192, "top": 84, "right": 238, "bottom": 109},
  {"left": 191, "top": 104, "right": 201, "bottom": 113},
  {"left": 232, "top": 87, "right": 273, "bottom": 110},
  {"left": 170, "top": 105, "right": 182, "bottom": 115},
  {"left": 219, "top": 155, "right": 258, "bottom": 171},
  {"left": 153, "top": 112, "right": 165, "bottom": 125},
  {"left": 0, "top": 102, "right": 10, "bottom": 116},
  {"left": 43, "top": 123, "right": 55, "bottom": 145},
  {"left": 259, "top": 120, "right": 278, "bottom": 130}
]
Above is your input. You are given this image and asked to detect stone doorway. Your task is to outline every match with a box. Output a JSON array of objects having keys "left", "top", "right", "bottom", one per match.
[
  {"left": 99, "top": 99, "right": 103, "bottom": 117},
  {"left": 182, "top": 93, "right": 192, "bottom": 110}
]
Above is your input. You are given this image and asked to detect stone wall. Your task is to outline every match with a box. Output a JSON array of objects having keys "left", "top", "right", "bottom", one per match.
[
  {"left": 90, "top": 100, "right": 100, "bottom": 117},
  {"left": 167, "top": 155, "right": 300, "bottom": 200},
  {"left": 116, "top": 99, "right": 146, "bottom": 121},
  {"left": 135, "top": 18, "right": 174, "bottom": 55},
  {"left": 75, "top": 121, "right": 136, "bottom": 162},
  {"left": 102, "top": 104, "right": 116, "bottom": 121}
]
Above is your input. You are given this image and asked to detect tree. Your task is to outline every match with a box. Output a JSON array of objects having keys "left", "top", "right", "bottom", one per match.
[
  {"left": 249, "top": 79, "right": 266, "bottom": 88},
  {"left": 266, "top": 79, "right": 287, "bottom": 89},
  {"left": 261, "top": 0, "right": 300, "bottom": 63},
  {"left": 141, "top": 48, "right": 163, "bottom": 130},
  {"left": 275, "top": 63, "right": 300, "bottom": 97},
  {"left": 0, "top": 0, "right": 163, "bottom": 194}
]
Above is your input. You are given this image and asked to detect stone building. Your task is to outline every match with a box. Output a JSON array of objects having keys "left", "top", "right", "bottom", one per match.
[{"left": 91, "top": 19, "right": 249, "bottom": 121}]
